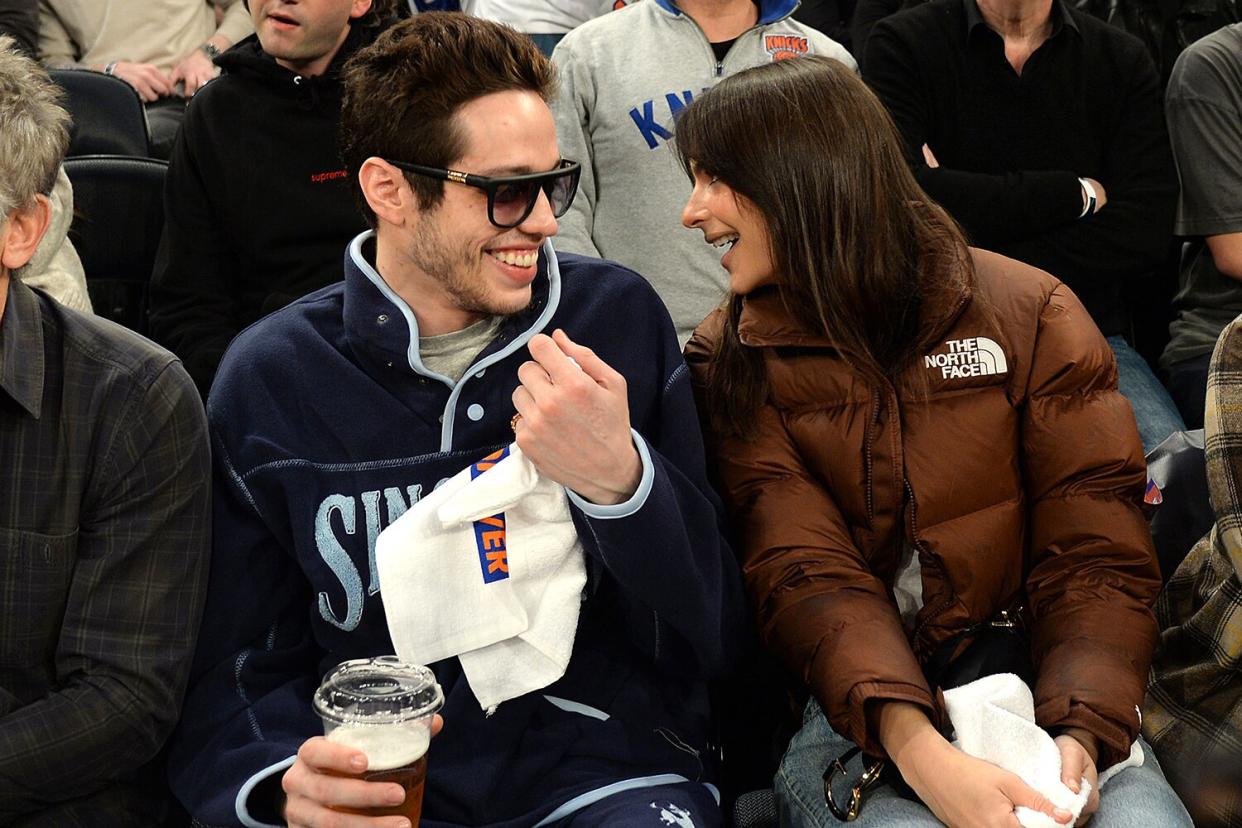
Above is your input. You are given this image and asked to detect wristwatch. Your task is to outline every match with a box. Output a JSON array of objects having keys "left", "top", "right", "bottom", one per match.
[
  {"left": 1078, "top": 177, "right": 1097, "bottom": 218},
  {"left": 200, "top": 41, "right": 222, "bottom": 60}
]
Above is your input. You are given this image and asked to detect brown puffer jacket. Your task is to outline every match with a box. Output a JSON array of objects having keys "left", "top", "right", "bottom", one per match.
[{"left": 685, "top": 248, "right": 1160, "bottom": 769}]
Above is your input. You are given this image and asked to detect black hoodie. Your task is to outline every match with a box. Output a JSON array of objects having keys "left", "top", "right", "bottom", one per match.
[{"left": 149, "top": 22, "right": 383, "bottom": 399}]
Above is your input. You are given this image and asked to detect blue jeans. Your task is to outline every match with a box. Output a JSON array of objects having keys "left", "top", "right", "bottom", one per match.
[
  {"left": 775, "top": 699, "right": 1193, "bottom": 827},
  {"left": 1163, "top": 351, "right": 1212, "bottom": 430},
  {"left": 1108, "top": 336, "right": 1185, "bottom": 455}
]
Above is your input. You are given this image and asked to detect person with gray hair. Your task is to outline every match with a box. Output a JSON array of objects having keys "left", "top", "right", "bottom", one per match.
[{"left": 0, "top": 37, "right": 211, "bottom": 825}]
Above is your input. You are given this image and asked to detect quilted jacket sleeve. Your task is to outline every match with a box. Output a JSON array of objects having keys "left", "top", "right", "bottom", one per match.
[
  {"left": 1020, "top": 282, "right": 1161, "bottom": 769},
  {"left": 685, "top": 331, "right": 934, "bottom": 758}
]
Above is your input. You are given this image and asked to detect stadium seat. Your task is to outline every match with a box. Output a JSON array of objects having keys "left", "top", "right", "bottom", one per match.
[
  {"left": 50, "top": 69, "right": 151, "bottom": 158},
  {"left": 64, "top": 155, "right": 167, "bottom": 335}
]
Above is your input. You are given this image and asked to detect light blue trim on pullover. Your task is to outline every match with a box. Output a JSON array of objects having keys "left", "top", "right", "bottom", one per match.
[{"left": 348, "top": 232, "right": 562, "bottom": 453}]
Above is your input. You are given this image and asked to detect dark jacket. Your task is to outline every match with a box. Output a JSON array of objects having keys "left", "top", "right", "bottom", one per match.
[
  {"left": 686, "top": 248, "right": 1161, "bottom": 770},
  {"left": 148, "top": 23, "right": 380, "bottom": 400},
  {"left": 167, "top": 236, "right": 747, "bottom": 827},
  {"left": 0, "top": 280, "right": 210, "bottom": 826}
]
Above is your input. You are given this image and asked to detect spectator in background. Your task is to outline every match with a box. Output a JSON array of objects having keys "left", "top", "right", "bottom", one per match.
[
  {"left": 148, "top": 0, "right": 393, "bottom": 400},
  {"left": 0, "top": 37, "right": 210, "bottom": 825},
  {"left": 37, "top": 0, "right": 253, "bottom": 158},
  {"left": 552, "top": 0, "right": 854, "bottom": 345},
  {"left": 1160, "top": 23, "right": 1242, "bottom": 429},
  {"left": 0, "top": 0, "right": 36, "bottom": 56},
  {"left": 863, "top": 0, "right": 1183, "bottom": 452},
  {"left": 462, "top": 0, "right": 632, "bottom": 55}
]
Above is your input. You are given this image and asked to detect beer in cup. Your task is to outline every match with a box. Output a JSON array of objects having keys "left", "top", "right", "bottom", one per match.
[{"left": 313, "top": 656, "right": 443, "bottom": 824}]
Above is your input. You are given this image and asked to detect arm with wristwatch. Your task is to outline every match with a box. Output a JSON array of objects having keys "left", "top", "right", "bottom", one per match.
[
  {"left": 164, "top": 34, "right": 227, "bottom": 98},
  {"left": 1077, "top": 176, "right": 1107, "bottom": 217},
  {"left": 167, "top": 1, "right": 252, "bottom": 97},
  {"left": 925, "top": 142, "right": 1108, "bottom": 220},
  {"left": 96, "top": 1, "right": 251, "bottom": 101}
]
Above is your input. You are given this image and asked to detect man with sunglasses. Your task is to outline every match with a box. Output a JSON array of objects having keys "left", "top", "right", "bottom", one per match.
[{"left": 167, "top": 13, "right": 746, "bottom": 828}]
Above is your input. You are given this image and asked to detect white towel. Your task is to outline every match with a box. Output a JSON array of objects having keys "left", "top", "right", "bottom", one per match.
[
  {"left": 376, "top": 444, "right": 586, "bottom": 712},
  {"left": 943, "top": 673, "right": 1144, "bottom": 827}
]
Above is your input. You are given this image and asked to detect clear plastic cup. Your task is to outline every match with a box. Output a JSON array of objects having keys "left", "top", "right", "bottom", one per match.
[{"left": 313, "top": 656, "right": 443, "bottom": 824}]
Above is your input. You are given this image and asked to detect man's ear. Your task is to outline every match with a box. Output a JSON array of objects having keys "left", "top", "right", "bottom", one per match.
[
  {"left": 359, "top": 158, "right": 415, "bottom": 229},
  {"left": 349, "top": 0, "right": 374, "bottom": 20},
  {"left": 0, "top": 195, "right": 52, "bottom": 272}
]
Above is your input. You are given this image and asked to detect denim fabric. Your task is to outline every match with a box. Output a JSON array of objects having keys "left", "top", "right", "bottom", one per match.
[
  {"left": 775, "top": 699, "right": 1193, "bottom": 827},
  {"left": 1108, "top": 336, "right": 1186, "bottom": 454},
  {"left": 1164, "top": 350, "right": 1212, "bottom": 430}
]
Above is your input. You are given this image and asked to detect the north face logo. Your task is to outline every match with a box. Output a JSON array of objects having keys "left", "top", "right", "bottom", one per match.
[{"left": 924, "top": 337, "right": 1008, "bottom": 379}]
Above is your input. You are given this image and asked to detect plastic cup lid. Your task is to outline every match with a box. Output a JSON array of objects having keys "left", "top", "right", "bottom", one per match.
[{"left": 313, "top": 656, "right": 443, "bottom": 726}]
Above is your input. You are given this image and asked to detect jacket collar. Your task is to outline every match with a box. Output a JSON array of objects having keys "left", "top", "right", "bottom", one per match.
[
  {"left": 735, "top": 255, "right": 974, "bottom": 357},
  {"left": 342, "top": 230, "right": 561, "bottom": 386},
  {"left": 0, "top": 277, "right": 44, "bottom": 418},
  {"left": 652, "top": 0, "right": 802, "bottom": 26}
]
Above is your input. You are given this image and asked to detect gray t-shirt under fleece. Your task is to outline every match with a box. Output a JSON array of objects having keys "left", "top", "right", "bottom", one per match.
[{"left": 419, "top": 316, "right": 504, "bottom": 384}]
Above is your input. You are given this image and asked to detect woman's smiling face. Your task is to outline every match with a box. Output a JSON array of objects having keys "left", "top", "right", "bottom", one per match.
[{"left": 681, "top": 165, "right": 777, "bottom": 296}]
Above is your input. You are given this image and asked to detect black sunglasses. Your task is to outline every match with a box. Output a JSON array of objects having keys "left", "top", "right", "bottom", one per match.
[{"left": 385, "top": 158, "right": 581, "bottom": 229}]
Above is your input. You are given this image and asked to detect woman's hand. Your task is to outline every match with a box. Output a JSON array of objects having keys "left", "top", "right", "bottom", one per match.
[
  {"left": 904, "top": 737, "right": 1075, "bottom": 828},
  {"left": 1054, "top": 729, "right": 1100, "bottom": 826},
  {"left": 878, "top": 701, "right": 1074, "bottom": 828}
]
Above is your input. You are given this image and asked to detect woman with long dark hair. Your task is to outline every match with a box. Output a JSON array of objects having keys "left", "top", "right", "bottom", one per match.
[{"left": 679, "top": 56, "right": 1192, "bottom": 827}]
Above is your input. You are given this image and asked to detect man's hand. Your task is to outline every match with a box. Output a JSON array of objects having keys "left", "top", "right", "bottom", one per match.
[
  {"left": 511, "top": 329, "right": 642, "bottom": 506},
  {"left": 282, "top": 716, "right": 443, "bottom": 827},
  {"left": 923, "top": 143, "right": 940, "bottom": 168},
  {"left": 1054, "top": 729, "right": 1100, "bottom": 826},
  {"left": 170, "top": 48, "right": 219, "bottom": 97},
  {"left": 106, "top": 62, "right": 173, "bottom": 102}
]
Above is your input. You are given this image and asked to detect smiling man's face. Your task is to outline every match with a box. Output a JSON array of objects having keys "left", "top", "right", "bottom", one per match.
[
  {"left": 249, "top": 0, "right": 372, "bottom": 76},
  {"left": 391, "top": 89, "right": 563, "bottom": 330}
]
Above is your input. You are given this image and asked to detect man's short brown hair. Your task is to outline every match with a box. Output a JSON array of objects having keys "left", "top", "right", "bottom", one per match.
[{"left": 340, "top": 12, "right": 556, "bottom": 226}]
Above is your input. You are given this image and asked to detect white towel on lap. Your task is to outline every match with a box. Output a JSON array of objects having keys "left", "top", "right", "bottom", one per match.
[
  {"left": 943, "top": 673, "right": 1143, "bottom": 828},
  {"left": 376, "top": 444, "right": 586, "bottom": 712}
]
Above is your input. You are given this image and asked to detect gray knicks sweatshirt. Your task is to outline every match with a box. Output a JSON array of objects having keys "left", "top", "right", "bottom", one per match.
[{"left": 550, "top": 0, "right": 855, "bottom": 344}]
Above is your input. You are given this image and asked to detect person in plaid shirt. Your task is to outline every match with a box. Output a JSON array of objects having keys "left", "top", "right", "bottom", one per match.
[
  {"left": 1146, "top": 313, "right": 1242, "bottom": 828},
  {"left": 0, "top": 38, "right": 211, "bottom": 825}
]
